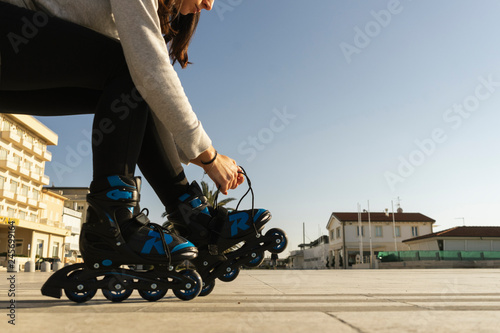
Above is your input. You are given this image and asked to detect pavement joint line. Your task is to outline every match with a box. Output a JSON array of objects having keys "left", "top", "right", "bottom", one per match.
[
  {"left": 325, "top": 312, "right": 367, "bottom": 333},
  {"left": 365, "top": 294, "right": 434, "bottom": 311},
  {"left": 245, "top": 273, "right": 285, "bottom": 295}
]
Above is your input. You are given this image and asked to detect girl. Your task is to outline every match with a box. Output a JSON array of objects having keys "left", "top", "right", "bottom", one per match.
[{"left": 0, "top": 0, "right": 270, "bottom": 277}]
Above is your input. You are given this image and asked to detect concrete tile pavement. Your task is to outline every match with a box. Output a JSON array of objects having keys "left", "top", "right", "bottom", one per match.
[{"left": 1, "top": 269, "right": 500, "bottom": 333}]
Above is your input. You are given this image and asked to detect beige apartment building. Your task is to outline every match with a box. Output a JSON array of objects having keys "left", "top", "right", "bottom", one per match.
[
  {"left": 327, "top": 210, "right": 435, "bottom": 268},
  {"left": 0, "top": 114, "right": 74, "bottom": 264}
]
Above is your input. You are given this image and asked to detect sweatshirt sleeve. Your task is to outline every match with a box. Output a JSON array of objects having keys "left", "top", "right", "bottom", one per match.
[{"left": 109, "top": 0, "right": 211, "bottom": 162}]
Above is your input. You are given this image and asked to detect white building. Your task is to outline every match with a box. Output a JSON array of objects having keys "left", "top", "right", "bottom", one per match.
[
  {"left": 403, "top": 226, "right": 500, "bottom": 252},
  {"left": 61, "top": 206, "right": 82, "bottom": 262},
  {"left": 288, "top": 236, "right": 330, "bottom": 269},
  {"left": 327, "top": 210, "right": 435, "bottom": 268}
]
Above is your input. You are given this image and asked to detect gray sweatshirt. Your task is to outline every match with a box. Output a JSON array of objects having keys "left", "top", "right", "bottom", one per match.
[{"left": 0, "top": 0, "right": 211, "bottom": 164}]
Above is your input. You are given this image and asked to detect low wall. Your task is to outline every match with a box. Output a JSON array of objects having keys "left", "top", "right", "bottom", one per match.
[{"left": 378, "top": 260, "right": 500, "bottom": 269}]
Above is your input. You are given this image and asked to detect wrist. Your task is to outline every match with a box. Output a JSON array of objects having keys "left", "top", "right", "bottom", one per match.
[{"left": 191, "top": 146, "right": 217, "bottom": 166}]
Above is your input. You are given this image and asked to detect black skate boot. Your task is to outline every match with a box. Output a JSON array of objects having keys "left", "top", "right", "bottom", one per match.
[
  {"left": 165, "top": 170, "right": 287, "bottom": 297},
  {"left": 41, "top": 175, "right": 202, "bottom": 303}
]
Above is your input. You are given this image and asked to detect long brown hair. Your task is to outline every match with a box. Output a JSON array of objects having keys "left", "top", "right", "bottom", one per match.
[{"left": 158, "top": 0, "right": 200, "bottom": 68}]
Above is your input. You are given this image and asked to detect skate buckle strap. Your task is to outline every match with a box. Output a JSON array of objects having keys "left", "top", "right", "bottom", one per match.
[{"left": 134, "top": 212, "right": 150, "bottom": 226}]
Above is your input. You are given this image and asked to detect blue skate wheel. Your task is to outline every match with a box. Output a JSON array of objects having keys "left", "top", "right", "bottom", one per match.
[
  {"left": 64, "top": 270, "right": 97, "bottom": 303},
  {"left": 138, "top": 278, "right": 168, "bottom": 301},
  {"left": 138, "top": 288, "right": 168, "bottom": 301},
  {"left": 218, "top": 266, "right": 240, "bottom": 282},
  {"left": 173, "top": 269, "right": 202, "bottom": 301},
  {"left": 199, "top": 279, "right": 216, "bottom": 297},
  {"left": 244, "top": 250, "right": 265, "bottom": 268},
  {"left": 101, "top": 275, "right": 133, "bottom": 302},
  {"left": 266, "top": 228, "right": 288, "bottom": 254}
]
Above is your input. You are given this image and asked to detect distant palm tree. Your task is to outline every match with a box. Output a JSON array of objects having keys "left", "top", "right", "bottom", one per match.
[{"left": 200, "top": 181, "right": 236, "bottom": 210}]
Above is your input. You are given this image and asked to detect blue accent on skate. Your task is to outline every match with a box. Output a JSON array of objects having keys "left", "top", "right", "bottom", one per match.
[
  {"left": 229, "top": 212, "right": 250, "bottom": 237},
  {"left": 107, "top": 175, "right": 136, "bottom": 189},
  {"left": 128, "top": 207, "right": 134, "bottom": 214},
  {"left": 105, "top": 212, "right": 114, "bottom": 223},
  {"left": 253, "top": 209, "right": 266, "bottom": 222},
  {"left": 191, "top": 198, "right": 202, "bottom": 208},
  {"left": 141, "top": 230, "right": 173, "bottom": 255},
  {"left": 179, "top": 193, "right": 190, "bottom": 202},
  {"left": 172, "top": 240, "right": 195, "bottom": 253},
  {"left": 102, "top": 259, "right": 113, "bottom": 267},
  {"left": 107, "top": 189, "right": 133, "bottom": 201}
]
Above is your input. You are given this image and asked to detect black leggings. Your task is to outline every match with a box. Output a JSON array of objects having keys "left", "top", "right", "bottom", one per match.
[{"left": 0, "top": 2, "right": 187, "bottom": 210}]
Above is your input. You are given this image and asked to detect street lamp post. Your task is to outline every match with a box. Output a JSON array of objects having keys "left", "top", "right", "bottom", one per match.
[{"left": 363, "top": 201, "right": 373, "bottom": 269}]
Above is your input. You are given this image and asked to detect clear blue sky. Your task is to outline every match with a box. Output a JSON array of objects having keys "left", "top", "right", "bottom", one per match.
[{"left": 37, "top": 0, "right": 500, "bottom": 255}]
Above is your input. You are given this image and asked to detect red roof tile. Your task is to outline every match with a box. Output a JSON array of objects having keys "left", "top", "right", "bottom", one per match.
[
  {"left": 403, "top": 226, "right": 500, "bottom": 242},
  {"left": 331, "top": 212, "right": 435, "bottom": 223}
]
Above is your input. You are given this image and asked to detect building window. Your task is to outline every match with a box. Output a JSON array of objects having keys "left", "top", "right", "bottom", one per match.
[
  {"left": 330, "top": 230, "right": 334, "bottom": 240},
  {"left": 395, "top": 226, "right": 401, "bottom": 237},
  {"left": 19, "top": 211, "right": 26, "bottom": 220},
  {"left": 13, "top": 154, "right": 21, "bottom": 166},
  {"left": 10, "top": 180, "right": 18, "bottom": 194},
  {"left": 375, "top": 226, "right": 383, "bottom": 237},
  {"left": 7, "top": 207, "right": 16, "bottom": 218},
  {"left": 52, "top": 242, "right": 60, "bottom": 258},
  {"left": 33, "top": 189, "right": 40, "bottom": 200},
  {"left": 0, "top": 176, "right": 5, "bottom": 189},
  {"left": 29, "top": 213, "right": 36, "bottom": 222},
  {"left": 21, "top": 185, "right": 29, "bottom": 197},
  {"left": 336, "top": 227, "right": 341, "bottom": 239},
  {"left": 412, "top": 226, "right": 419, "bottom": 237},
  {"left": 357, "top": 226, "right": 364, "bottom": 237},
  {"left": 2, "top": 120, "right": 12, "bottom": 131},
  {"left": 36, "top": 239, "right": 44, "bottom": 257},
  {"left": 0, "top": 148, "right": 7, "bottom": 159}
]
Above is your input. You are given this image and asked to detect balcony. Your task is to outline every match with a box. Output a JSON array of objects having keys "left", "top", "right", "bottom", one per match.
[
  {"left": 43, "top": 150, "right": 52, "bottom": 161},
  {"left": 15, "top": 193, "right": 27, "bottom": 204},
  {"left": 0, "top": 188, "right": 15, "bottom": 200},
  {"left": 0, "top": 131, "right": 21, "bottom": 145},
  {"left": 22, "top": 139, "right": 33, "bottom": 151},
  {"left": 66, "top": 225, "right": 81, "bottom": 235},
  {"left": 19, "top": 166, "right": 30, "bottom": 177},
  {"left": 29, "top": 171, "right": 40, "bottom": 182},
  {"left": 27, "top": 198, "right": 38, "bottom": 208},
  {"left": 41, "top": 175, "right": 50, "bottom": 185},
  {"left": 33, "top": 146, "right": 43, "bottom": 157},
  {"left": 0, "top": 158, "right": 18, "bottom": 172}
]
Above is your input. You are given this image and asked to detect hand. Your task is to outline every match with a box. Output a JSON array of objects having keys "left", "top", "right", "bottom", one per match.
[{"left": 190, "top": 146, "right": 244, "bottom": 195}]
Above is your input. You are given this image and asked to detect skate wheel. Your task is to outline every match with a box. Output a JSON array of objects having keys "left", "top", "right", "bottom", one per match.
[
  {"left": 173, "top": 269, "right": 202, "bottom": 301},
  {"left": 138, "top": 288, "right": 168, "bottom": 301},
  {"left": 64, "top": 270, "right": 97, "bottom": 303},
  {"left": 244, "top": 250, "right": 265, "bottom": 268},
  {"left": 138, "top": 277, "right": 168, "bottom": 302},
  {"left": 266, "top": 228, "right": 288, "bottom": 254},
  {"left": 199, "top": 279, "right": 216, "bottom": 297},
  {"left": 218, "top": 266, "right": 240, "bottom": 282},
  {"left": 101, "top": 275, "right": 133, "bottom": 302}
]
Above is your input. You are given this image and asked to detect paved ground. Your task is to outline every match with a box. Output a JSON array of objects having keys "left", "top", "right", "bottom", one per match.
[{"left": 1, "top": 268, "right": 500, "bottom": 333}]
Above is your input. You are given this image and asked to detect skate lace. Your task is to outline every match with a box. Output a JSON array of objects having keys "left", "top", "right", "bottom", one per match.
[
  {"left": 213, "top": 166, "right": 259, "bottom": 236},
  {"left": 141, "top": 208, "right": 172, "bottom": 267}
]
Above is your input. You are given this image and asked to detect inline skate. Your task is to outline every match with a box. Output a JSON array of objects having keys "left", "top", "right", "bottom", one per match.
[
  {"left": 41, "top": 175, "right": 202, "bottom": 303},
  {"left": 165, "top": 168, "right": 287, "bottom": 296}
]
